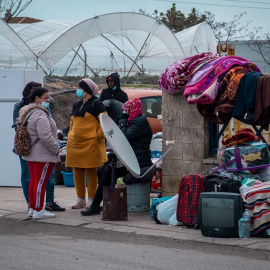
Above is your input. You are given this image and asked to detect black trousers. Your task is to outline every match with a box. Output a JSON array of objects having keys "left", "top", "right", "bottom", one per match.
[{"left": 92, "top": 159, "right": 128, "bottom": 207}]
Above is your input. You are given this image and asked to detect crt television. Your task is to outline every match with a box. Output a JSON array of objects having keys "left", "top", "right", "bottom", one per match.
[{"left": 198, "top": 192, "right": 243, "bottom": 237}]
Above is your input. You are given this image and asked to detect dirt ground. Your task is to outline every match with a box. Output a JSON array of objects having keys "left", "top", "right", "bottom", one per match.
[{"left": 44, "top": 80, "right": 157, "bottom": 131}]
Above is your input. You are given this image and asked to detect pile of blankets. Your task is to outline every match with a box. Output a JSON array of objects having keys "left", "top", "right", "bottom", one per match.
[{"left": 159, "top": 53, "right": 270, "bottom": 130}]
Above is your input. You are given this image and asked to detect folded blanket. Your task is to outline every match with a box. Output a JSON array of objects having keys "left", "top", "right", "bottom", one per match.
[
  {"left": 222, "top": 128, "right": 261, "bottom": 147},
  {"left": 242, "top": 182, "right": 270, "bottom": 236},
  {"left": 186, "top": 78, "right": 219, "bottom": 104},
  {"left": 158, "top": 52, "right": 220, "bottom": 94}
]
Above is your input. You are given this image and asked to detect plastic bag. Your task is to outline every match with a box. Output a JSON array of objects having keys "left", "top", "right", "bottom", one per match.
[
  {"left": 150, "top": 196, "right": 172, "bottom": 219},
  {"left": 258, "top": 167, "right": 270, "bottom": 182},
  {"left": 169, "top": 212, "right": 183, "bottom": 226},
  {"left": 156, "top": 194, "right": 178, "bottom": 224}
]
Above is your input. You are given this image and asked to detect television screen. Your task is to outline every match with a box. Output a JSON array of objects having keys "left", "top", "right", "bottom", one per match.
[{"left": 199, "top": 192, "right": 243, "bottom": 237}]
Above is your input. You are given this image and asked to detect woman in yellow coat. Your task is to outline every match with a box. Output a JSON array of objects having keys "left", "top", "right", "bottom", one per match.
[{"left": 65, "top": 78, "right": 107, "bottom": 209}]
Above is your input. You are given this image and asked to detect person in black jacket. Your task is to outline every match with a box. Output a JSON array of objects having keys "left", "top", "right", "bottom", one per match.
[
  {"left": 81, "top": 98, "right": 154, "bottom": 216},
  {"left": 99, "top": 72, "right": 128, "bottom": 103},
  {"left": 102, "top": 99, "right": 123, "bottom": 123}
]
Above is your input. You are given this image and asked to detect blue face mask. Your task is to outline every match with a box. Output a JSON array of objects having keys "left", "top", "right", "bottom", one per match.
[
  {"left": 41, "top": 101, "right": 49, "bottom": 109},
  {"left": 76, "top": 89, "right": 85, "bottom": 98},
  {"left": 113, "top": 86, "right": 117, "bottom": 90}
]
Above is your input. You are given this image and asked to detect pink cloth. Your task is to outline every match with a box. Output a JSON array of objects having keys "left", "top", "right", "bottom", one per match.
[
  {"left": 122, "top": 98, "right": 142, "bottom": 125},
  {"left": 186, "top": 78, "right": 219, "bottom": 104},
  {"left": 184, "top": 56, "right": 261, "bottom": 98}
]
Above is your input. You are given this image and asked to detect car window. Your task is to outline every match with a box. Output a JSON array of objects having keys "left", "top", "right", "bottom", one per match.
[{"left": 140, "top": 96, "right": 162, "bottom": 119}]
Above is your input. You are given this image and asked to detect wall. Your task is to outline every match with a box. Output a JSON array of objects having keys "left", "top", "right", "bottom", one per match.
[
  {"left": 161, "top": 92, "right": 216, "bottom": 196},
  {"left": 231, "top": 41, "right": 270, "bottom": 74}
]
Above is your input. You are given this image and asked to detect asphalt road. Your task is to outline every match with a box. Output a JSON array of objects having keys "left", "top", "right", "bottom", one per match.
[{"left": 0, "top": 218, "right": 269, "bottom": 270}]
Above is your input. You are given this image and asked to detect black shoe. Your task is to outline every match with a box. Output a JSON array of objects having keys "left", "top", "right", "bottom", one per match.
[
  {"left": 81, "top": 204, "right": 100, "bottom": 216},
  {"left": 45, "top": 202, "right": 66, "bottom": 212}
]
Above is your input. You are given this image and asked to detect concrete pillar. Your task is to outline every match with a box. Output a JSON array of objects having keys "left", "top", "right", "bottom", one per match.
[{"left": 162, "top": 92, "right": 215, "bottom": 196}]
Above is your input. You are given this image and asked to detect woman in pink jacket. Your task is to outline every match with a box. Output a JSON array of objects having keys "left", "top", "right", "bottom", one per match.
[{"left": 18, "top": 87, "right": 60, "bottom": 219}]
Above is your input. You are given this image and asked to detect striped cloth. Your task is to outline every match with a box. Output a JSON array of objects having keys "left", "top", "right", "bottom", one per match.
[{"left": 242, "top": 182, "right": 270, "bottom": 236}]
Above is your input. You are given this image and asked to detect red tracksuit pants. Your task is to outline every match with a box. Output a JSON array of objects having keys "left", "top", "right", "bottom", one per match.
[{"left": 27, "top": 161, "right": 55, "bottom": 211}]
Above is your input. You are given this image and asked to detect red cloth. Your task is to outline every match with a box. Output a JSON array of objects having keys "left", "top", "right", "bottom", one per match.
[
  {"left": 27, "top": 161, "right": 55, "bottom": 211},
  {"left": 122, "top": 98, "right": 142, "bottom": 126},
  {"left": 222, "top": 128, "right": 261, "bottom": 147}
]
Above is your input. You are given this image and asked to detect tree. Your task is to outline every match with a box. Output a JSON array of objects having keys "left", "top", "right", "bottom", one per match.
[
  {"left": 245, "top": 28, "right": 270, "bottom": 65},
  {"left": 153, "top": 3, "right": 206, "bottom": 33},
  {"left": 153, "top": 3, "right": 250, "bottom": 45},
  {"left": 0, "top": 0, "right": 33, "bottom": 22},
  {"left": 204, "top": 11, "right": 250, "bottom": 44}
]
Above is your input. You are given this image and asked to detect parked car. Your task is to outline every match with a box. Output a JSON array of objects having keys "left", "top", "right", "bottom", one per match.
[
  {"left": 97, "top": 88, "right": 162, "bottom": 134},
  {"left": 124, "top": 89, "right": 162, "bottom": 134}
]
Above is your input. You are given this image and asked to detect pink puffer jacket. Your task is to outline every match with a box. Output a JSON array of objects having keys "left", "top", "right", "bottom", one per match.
[{"left": 18, "top": 103, "right": 60, "bottom": 163}]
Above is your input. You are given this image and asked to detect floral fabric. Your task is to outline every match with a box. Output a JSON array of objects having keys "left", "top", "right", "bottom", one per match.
[{"left": 122, "top": 98, "right": 142, "bottom": 125}]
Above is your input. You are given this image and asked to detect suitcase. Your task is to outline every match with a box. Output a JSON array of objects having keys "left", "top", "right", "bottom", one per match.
[
  {"left": 176, "top": 174, "right": 205, "bottom": 227},
  {"left": 204, "top": 177, "right": 241, "bottom": 193}
]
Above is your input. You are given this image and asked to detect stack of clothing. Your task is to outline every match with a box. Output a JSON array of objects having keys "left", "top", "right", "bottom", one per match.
[{"left": 159, "top": 54, "right": 270, "bottom": 130}]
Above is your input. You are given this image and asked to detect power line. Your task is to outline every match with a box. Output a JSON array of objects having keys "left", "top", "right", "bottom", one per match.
[
  {"left": 222, "top": 0, "right": 270, "bottom": 4},
  {"left": 154, "top": 0, "right": 270, "bottom": 10}
]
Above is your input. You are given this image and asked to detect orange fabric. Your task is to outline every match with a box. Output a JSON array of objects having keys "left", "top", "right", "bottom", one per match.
[{"left": 66, "top": 112, "right": 107, "bottom": 168}]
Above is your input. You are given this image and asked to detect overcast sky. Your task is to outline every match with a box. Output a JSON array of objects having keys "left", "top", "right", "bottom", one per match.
[{"left": 5, "top": 0, "right": 270, "bottom": 33}]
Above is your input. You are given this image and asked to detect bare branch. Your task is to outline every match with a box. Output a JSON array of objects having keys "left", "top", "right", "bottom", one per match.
[
  {"left": 1, "top": 0, "right": 34, "bottom": 22},
  {"left": 246, "top": 28, "right": 270, "bottom": 65}
]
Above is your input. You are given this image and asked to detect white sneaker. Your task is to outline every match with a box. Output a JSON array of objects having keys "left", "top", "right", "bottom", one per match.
[
  {"left": 71, "top": 198, "right": 86, "bottom": 209},
  {"left": 28, "top": 208, "right": 34, "bottom": 217},
  {"left": 87, "top": 198, "right": 93, "bottom": 208},
  {"left": 33, "top": 209, "right": 55, "bottom": 219}
]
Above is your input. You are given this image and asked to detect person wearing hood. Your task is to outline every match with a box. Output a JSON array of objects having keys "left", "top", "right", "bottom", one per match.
[
  {"left": 18, "top": 87, "right": 61, "bottom": 219},
  {"left": 13, "top": 81, "right": 65, "bottom": 212},
  {"left": 65, "top": 78, "right": 108, "bottom": 210},
  {"left": 99, "top": 72, "right": 128, "bottom": 103}
]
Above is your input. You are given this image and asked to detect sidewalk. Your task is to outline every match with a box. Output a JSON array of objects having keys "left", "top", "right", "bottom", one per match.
[{"left": 0, "top": 185, "right": 269, "bottom": 251}]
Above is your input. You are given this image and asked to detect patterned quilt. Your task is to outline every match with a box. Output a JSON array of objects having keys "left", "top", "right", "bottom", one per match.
[{"left": 242, "top": 182, "right": 270, "bottom": 236}]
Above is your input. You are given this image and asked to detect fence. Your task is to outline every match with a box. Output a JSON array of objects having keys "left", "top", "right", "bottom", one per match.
[{"left": 0, "top": 52, "right": 175, "bottom": 78}]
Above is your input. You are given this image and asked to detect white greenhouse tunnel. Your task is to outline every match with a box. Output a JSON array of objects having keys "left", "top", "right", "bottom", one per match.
[{"left": 0, "top": 12, "right": 218, "bottom": 76}]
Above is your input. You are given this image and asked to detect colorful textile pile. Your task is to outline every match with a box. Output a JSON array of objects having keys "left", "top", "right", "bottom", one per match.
[
  {"left": 220, "top": 142, "right": 270, "bottom": 171},
  {"left": 158, "top": 52, "right": 219, "bottom": 94},
  {"left": 222, "top": 128, "right": 261, "bottom": 147},
  {"left": 159, "top": 54, "right": 269, "bottom": 127},
  {"left": 242, "top": 182, "right": 270, "bottom": 236}
]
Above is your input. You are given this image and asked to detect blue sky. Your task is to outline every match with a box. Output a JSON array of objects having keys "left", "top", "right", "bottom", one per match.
[{"left": 6, "top": 0, "right": 270, "bottom": 32}]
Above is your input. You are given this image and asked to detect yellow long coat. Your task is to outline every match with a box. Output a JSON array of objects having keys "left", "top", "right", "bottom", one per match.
[{"left": 65, "top": 111, "right": 108, "bottom": 168}]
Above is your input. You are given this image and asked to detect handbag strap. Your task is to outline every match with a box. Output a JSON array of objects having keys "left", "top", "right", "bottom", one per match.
[{"left": 30, "top": 137, "right": 40, "bottom": 149}]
